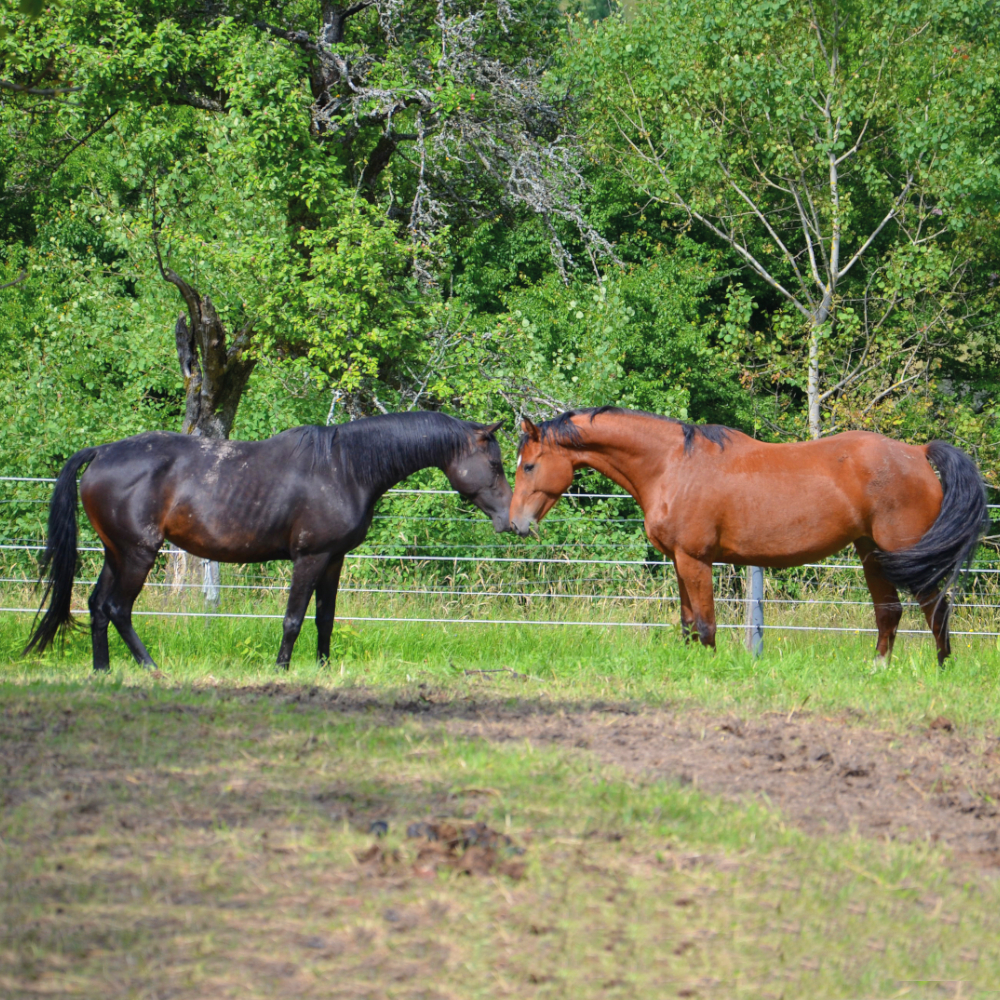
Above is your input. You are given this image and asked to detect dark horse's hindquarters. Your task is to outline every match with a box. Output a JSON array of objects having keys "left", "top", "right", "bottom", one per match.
[{"left": 26, "top": 412, "right": 513, "bottom": 670}]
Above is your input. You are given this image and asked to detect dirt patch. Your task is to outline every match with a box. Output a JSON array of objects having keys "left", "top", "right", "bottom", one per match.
[
  {"left": 216, "top": 683, "right": 1000, "bottom": 868},
  {"left": 444, "top": 706, "right": 1000, "bottom": 867}
]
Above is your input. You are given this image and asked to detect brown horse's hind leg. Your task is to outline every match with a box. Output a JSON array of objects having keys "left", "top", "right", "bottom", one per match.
[
  {"left": 918, "top": 591, "right": 951, "bottom": 666},
  {"left": 854, "top": 540, "right": 903, "bottom": 664},
  {"left": 277, "top": 553, "right": 330, "bottom": 669},
  {"left": 315, "top": 556, "right": 345, "bottom": 664},
  {"left": 673, "top": 552, "right": 716, "bottom": 649},
  {"left": 106, "top": 546, "right": 159, "bottom": 668}
]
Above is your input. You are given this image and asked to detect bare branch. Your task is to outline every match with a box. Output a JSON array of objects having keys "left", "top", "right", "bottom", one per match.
[
  {"left": 837, "top": 175, "right": 915, "bottom": 279},
  {"left": 0, "top": 269, "right": 28, "bottom": 290}
]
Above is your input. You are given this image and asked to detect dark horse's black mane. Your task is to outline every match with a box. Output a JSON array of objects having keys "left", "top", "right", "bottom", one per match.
[
  {"left": 290, "top": 411, "right": 501, "bottom": 489},
  {"left": 521, "top": 407, "right": 732, "bottom": 456}
]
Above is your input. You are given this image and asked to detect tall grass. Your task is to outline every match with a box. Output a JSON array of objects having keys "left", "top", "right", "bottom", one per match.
[{"left": 4, "top": 582, "right": 1000, "bottom": 731}]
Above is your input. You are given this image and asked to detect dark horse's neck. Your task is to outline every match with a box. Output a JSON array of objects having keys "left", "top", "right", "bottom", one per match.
[{"left": 333, "top": 412, "right": 473, "bottom": 499}]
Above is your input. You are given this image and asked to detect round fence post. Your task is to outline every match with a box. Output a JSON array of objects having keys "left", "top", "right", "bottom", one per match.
[
  {"left": 744, "top": 565, "right": 764, "bottom": 656},
  {"left": 202, "top": 558, "right": 221, "bottom": 606}
]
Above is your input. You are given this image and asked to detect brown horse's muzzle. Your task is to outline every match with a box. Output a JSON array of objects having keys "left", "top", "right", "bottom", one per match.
[{"left": 510, "top": 513, "right": 534, "bottom": 538}]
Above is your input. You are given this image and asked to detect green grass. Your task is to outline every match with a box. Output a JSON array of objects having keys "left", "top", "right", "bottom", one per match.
[
  {"left": 4, "top": 605, "right": 1000, "bottom": 997},
  {"left": 2, "top": 674, "right": 999, "bottom": 999},
  {"left": 4, "top": 601, "right": 1000, "bottom": 731}
]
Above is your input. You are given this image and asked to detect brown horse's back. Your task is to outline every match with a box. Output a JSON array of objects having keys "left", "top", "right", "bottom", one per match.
[{"left": 667, "top": 431, "right": 942, "bottom": 567}]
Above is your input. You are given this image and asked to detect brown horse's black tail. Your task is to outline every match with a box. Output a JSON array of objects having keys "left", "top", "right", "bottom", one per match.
[
  {"left": 24, "top": 448, "right": 99, "bottom": 655},
  {"left": 878, "top": 440, "right": 989, "bottom": 596}
]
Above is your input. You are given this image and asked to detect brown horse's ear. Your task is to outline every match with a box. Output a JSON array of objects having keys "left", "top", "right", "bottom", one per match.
[
  {"left": 521, "top": 417, "right": 541, "bottom": 442},
  {"left": 478, "top": 420, "right": 504, "bottom": 439}
]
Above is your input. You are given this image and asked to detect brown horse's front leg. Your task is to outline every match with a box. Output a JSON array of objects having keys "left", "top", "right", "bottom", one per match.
[
  {"left": 675, "top": 573, "right": 696, "bottom": 642},
  {"left": 918, "top": 590, "right": 951, "bottom": 666},
  {"left": 673, "top": 551, "right": 717, "bottom": 649}
]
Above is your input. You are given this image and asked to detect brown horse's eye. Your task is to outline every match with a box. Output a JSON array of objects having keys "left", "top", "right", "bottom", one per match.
[{"left": 523, "top": 463, "right": 535, "bottom": 473}]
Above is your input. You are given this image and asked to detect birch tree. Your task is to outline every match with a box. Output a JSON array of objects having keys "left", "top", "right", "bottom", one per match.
[{"left": 573, "top": 0, "right": 1000, "bottom": 437}]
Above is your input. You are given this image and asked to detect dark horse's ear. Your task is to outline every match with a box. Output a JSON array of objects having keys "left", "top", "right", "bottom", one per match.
[
  {"left": 521, "top": 417, "right": 541, "bottom": 442},
  {"left": 478, "top": 420, "right": 504, "bottom": 439}
]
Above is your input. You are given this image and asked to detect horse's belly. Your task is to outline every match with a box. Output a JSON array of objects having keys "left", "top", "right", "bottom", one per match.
[
  {"left": 715, "top": 492, "right": 862, "bottom": 566},
  {"left": 163, "top": 528, "right": 289, "bottom": 564},
  {"left": 163, "top": 508, "right": 291, "bottom": 563}
]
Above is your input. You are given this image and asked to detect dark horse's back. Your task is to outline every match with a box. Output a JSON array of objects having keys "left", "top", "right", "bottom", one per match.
[{"left": 79, "top": 427, "right": 358, "bottom": 564}]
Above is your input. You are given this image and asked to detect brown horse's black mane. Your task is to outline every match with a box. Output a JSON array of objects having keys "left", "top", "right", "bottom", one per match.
[
  {"left": 290, "top": 411, "right": 499, "bottom": 488},
  {"left": 521, "top": 407, "right": 732, "bottom": 456}
]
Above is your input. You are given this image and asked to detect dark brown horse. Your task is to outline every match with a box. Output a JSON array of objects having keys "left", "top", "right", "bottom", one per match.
[
  {"left": 27, "top": 412, "right": 512, "bottom": 670},
  {"left": 510, "top": 408, "right": 988, "bottom": 663}
]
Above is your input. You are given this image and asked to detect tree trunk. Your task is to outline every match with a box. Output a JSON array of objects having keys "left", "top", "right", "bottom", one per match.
[
  {"left": 167, "top": 275, "right": 256, "bottom": 439},
  {"left": 807, "top": 322, "right": 821, "bottom": 440},
  {"left": 161, "top": 267, "right": 256, "bottom": 602},
  {"left": 807, "top": 292, "right": 833, "bottom": 440}
]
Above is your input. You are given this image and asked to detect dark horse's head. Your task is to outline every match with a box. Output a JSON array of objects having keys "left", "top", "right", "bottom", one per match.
[{"left": 446, "top": 420, "right": 513, "bottom": 533}]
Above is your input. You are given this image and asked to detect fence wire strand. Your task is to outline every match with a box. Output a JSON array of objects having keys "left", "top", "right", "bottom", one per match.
[{"left": 2, "top": 477, "right": 998, "bottom": 639}]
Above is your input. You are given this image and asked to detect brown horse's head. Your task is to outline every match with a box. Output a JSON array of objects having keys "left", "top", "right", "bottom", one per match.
[
  {"left": 443, "top": 420, "right": 513, "bottom": 533},
  {"left": 509, "top": 417, "right": 575, "bottom": 537}
]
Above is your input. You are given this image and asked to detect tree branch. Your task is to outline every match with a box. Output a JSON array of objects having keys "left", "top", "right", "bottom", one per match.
[
  {"left": 0, "top": 79, "right": 80, "bottom": 96},
  {"left": 0, "top": 269, "right": 28, "bottom": 290},
  {"left": 837, "top": 175, "right": 914, "bottom": 279}
]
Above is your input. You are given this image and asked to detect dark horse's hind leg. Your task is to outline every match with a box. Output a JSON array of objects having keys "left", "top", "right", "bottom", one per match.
[
  {"left": 104, "top": 546, "right": 160, "bottom": 668},
  {"left": 315, "top": 556, "right": 345, "bottom": 664},
  {"left": 918, "top": 590, "right": 951, "bottom": 666},
  {"left": 88, "top": 559, "right": 115, "bottom": 671},
  {"left": 855, "top": 540, "right": 903, "bottom": 664},
  {"left": 277, "top": 553, "right": 331, "bottom": 669}
]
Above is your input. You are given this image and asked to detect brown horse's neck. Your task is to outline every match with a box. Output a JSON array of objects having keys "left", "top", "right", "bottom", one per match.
[{"left": 562, "top": 414, "right": 679, "bottom": 508}]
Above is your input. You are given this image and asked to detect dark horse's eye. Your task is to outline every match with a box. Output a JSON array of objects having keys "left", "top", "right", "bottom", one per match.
[{"left": 523, "top": 463, "right": 535, "bottom": 473}]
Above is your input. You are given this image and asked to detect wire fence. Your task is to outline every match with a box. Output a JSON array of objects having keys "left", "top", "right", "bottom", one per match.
[{"left": 2, "top": 475, "right": 999, "bottom": 643}]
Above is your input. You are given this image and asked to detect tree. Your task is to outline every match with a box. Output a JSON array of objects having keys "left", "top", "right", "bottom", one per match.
[
  {"left": 2, "top": 0, "right": 613, "bottom": 436},
  {"left": 572, "top": 0, "right": 1000, "bottom": 437}
]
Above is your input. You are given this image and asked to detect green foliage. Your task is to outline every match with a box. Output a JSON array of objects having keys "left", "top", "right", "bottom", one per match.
[
  {"left": 2, "top": 0, "right": 1000, "bottom": 476},
  {"left": 495, "top": 241, "right": 757, "bottom": 426},
  {"left": 565, "top": 0, "right": 1000, "bottom": 447}
]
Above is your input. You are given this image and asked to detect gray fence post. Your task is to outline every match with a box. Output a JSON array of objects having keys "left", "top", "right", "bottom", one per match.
[
  {"left": 744, "top": 565, "right": 764, "bottom": 656},
  {"left": 202, "top": 559, "right": 221, "bottom": 606}
]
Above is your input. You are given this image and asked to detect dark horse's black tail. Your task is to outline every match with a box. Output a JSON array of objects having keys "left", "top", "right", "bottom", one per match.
[
  {"left": 24, "top": 448, "right": 99, "bottom": 655},
  {"left": 878, "top": 440, "right": 989, "bottom": 596}
]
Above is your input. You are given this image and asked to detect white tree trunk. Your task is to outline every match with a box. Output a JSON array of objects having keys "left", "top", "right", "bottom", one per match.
[{"left": 807, "top": 321, "right": 821, "bottom": 440}]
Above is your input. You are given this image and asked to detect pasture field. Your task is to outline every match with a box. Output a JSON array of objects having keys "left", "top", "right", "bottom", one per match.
[{"left": 4, "top": 611, "right": 1000, "bottom": 999}]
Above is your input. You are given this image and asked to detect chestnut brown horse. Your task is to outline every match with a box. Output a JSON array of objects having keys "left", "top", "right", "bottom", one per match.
[
  {"left": 510, "top": 408, "right": 989, "bottom": 663},
  {"left": 26, "top": 412, "right": 512, "bottom": 670}
]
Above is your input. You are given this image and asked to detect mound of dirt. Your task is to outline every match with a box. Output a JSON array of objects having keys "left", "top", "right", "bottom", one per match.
[
  {"left": 355, "top": 821, "right": 527, "bottom": 880},
  {"left": 222, "top": 684, "right": 1000, "bottom": 870}
]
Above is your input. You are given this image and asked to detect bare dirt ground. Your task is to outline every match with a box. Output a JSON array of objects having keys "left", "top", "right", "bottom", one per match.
[{"left": 237, "top": 683, "right": 1000, "bottom": 867}]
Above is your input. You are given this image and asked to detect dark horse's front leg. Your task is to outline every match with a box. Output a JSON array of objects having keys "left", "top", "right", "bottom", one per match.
[
  {"left": 315, "top": 556, "right": 345, "bottom": 663},
  {"left": 277, "top": 554, "right": 332, "bottom": 669}
]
